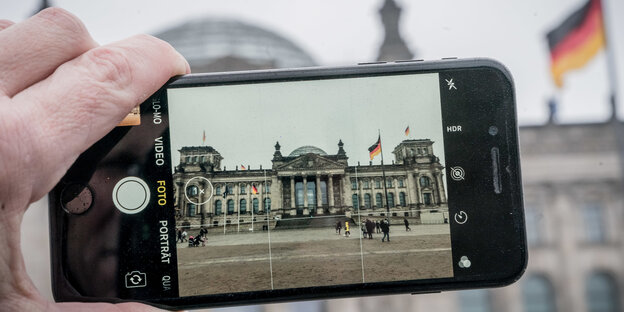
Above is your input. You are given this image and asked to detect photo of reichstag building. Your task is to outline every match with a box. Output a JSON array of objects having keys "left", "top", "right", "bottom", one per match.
[{"left": 173, "top": 139, "right": 448, "bottom": 228}]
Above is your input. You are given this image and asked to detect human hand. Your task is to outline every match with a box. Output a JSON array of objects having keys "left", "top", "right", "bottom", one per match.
[{"left": 0, "top": 8, "right": 189, "bottom": 311}]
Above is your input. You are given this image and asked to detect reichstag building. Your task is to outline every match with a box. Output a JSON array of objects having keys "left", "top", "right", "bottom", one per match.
[{"left": 173, "top": 139, "right": 448, "bottom": 227}]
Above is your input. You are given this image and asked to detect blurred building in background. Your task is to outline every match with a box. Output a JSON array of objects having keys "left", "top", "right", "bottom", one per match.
[
  {"left": 151, "top": 0, "right": 623, "bottom": 311},
  {"left": 155, "top": 18, "right": 316, "bottom": 72}
]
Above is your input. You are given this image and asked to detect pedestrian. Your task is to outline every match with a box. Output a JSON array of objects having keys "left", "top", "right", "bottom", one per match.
[
  {"left": 199, "top": 227, "right": 208, "bottom": 246},
  {"left": 344, "top": 221, "right": 351, "bottom": 237},
  {"left": 182, "top": 230, "right": 188, "bottom": 242},
  {"left": 375, "top": 220, "right": 381, "bottom": 233},
  {"left": 404, "top": 218, "right": 411, "bottom": 231},
  {"left": 366, "top": 219, "right": 375, "bottom": 239},
  {"left": 176, "top": 228, "right": 182, "bottom": 243},
  {"left": 381, "top": 219, "right": 390, "bottom": 242},
  {"left": 336, "top": 221, "right": 342, "bottom": 235},
  {"left": 361, "top": 221, "right": 367, "bottom": 238}
]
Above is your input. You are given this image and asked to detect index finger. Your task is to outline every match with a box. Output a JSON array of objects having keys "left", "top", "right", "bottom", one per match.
[{"left": 13, "top": 34, "right": 190, "bottom": 201}]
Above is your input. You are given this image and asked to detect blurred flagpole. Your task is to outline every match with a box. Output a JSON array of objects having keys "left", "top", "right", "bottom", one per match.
[
  {"left": 601, "top": 0, "right": 619, "bottom": 118},
  {"left": 601, "top": 0, "right": 624, "bottom": 199}
]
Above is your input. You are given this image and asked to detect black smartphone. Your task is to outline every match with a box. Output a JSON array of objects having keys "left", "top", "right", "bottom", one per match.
[{"left": 49, "top": 58, "right": 526, "bottom": 310}]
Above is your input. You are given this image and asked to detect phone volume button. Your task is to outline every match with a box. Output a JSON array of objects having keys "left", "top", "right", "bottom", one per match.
[
  {"left": 394, "top": 59, "right": 424, "bottom": 63},
  {"left": 411, "top": 291, "right": 441, "bottom": 295},
  {"left": 357, "top": 61, "right": 387, "bottom": 65}
]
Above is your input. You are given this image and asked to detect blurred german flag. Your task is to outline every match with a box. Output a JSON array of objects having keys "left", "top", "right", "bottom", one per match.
[{"left": 547, "top": 0, "right": 605, "bottom": 87}]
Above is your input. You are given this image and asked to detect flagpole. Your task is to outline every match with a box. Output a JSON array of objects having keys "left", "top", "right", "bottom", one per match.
[
  {"left": 601, "top": 0, "right": 619, "bottom": 119},
  {"left": 378, "top": 129, "right": 391, "bottom": 219}
]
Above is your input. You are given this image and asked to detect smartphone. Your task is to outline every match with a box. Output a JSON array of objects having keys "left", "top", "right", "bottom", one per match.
[{"left": 49, "top": 58, "right": 526, "bottom": 309}]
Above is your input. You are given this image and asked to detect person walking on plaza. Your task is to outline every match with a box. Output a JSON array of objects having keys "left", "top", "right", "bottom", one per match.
[
  {"left": 344, "top": 221, "right": 351, "bottom": 237},
  {"left": 176, "top": 228, "right": 183, "bottom": 243},
  {"left": 375, "top": 220, "right": 381, "bottom": 233},
  {"left": 361, "top": 221, "right": 367, "bottom": 238},
  {"left": 199, "top": 227, "right": 208, "bottom": 246},
  {"left": 336, "top": 221, "right": 342, "bottom": 235},
  {"left": 366, "top": 219, "right": 375, "bottom": 239},
  {"left": 381, "top": 219, "right": 390, "bottom": 242},
  {"left": 404, "top": 218, "right": 411, "bottom": 231},
  {"left": 182, "top": 230, "right": 188, "bottom": 242}
]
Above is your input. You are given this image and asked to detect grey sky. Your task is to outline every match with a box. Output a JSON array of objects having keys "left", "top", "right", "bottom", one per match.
[
  {"left": 167, "top": 73, "right": 443, "bottom": 171},
  {"left": 3, "top": 0, "right": 624, "bottom": 125}
]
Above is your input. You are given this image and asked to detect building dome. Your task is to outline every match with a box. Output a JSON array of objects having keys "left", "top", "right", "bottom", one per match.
[
  {"left": 289, "top": 146, "right": 328, "bottom": 157},
  {"left": 155, "top": 18, "right": 316, "bottom": 72}
]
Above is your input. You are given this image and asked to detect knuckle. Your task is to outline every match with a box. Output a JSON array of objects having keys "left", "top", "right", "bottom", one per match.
[
  {"left": 36, "top": 8, "right": 91, "bottom": 44},
  {"left": 0, "top": 19, "right": 14, "bottom": 30},
  {"left": 133, "top": 33, "right": 177, "bottom": 55},
  {"left": 83, "top": 46, "right": 133, "bottom": 88}
]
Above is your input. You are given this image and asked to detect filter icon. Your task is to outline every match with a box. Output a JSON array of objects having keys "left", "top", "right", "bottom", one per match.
[{"left": 450, "top": 166, "right": 465, "bottom": 181}]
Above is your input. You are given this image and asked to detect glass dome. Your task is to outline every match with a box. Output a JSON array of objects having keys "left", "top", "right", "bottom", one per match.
[
  {"left": 155, "top": 18, "right": 316, "bottom": 71},
  {"left": 288, "top": 146, "right": 328, "bottom": 157}
]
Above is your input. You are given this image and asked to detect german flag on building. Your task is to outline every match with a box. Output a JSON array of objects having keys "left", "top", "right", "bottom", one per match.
[
  {"left": 251, "top": 184, "right": 258, "bottom": 195},
  {"left": 547, "top": 0, "right": 605, "bottom": 87},
  {"left": 368, "top": 136, "right": 381, "bottom": 160}
]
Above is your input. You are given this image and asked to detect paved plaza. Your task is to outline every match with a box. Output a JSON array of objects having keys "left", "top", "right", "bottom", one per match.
[{"left": 177, "top": 224, "right": 452, "bottom": 296}]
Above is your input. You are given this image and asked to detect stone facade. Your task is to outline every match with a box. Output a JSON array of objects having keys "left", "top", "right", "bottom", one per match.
[{"left": 173, "top": 139, "right": 448, "bottom": 227}]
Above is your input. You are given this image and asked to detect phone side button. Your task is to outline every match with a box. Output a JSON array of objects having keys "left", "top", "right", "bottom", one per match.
[
  {"left": 411, "top": 291, "right": 441, "bottom": 295},
  {"left": 357, "top": 61, "right": 387, "bottom": 65},
  {"left": 395, "top": 59, "right": 424, "bottom": 63}
]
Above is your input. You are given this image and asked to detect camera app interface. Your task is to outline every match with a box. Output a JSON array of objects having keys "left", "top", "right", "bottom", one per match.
[{"left": 167, "top": 73, "right": 452, "bottom": 296}]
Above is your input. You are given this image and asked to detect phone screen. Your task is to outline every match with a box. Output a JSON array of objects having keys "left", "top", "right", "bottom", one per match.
[{"left": 166, "top": 73, "right": 452, "bottom": 296}]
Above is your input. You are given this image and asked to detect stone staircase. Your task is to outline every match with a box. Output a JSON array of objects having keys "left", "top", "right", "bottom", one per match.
[{"left": 274, "top": 215, "right": 354, "bottom": 230}]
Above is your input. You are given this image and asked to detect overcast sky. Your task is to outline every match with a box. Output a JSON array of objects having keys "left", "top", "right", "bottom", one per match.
[
  {"left": 3, "top": 0, "right": 624, "bottom": 125},
  {"left": 167, "top": 73, "right": 443, "bottom": 171}
]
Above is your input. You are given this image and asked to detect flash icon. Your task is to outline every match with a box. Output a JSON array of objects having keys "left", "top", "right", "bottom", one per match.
[{"left": 446, "top": 78, "right": 457, "bottom": 90}]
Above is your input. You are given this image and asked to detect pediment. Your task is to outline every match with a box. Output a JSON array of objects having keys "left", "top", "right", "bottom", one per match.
[{"left": 276, "top": 154, "right": 346, "bottom": 171}]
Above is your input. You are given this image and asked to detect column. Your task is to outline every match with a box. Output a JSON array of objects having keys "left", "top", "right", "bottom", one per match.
[
  {"left": 393, "top": 177, "right": 400, "bottom": 209},
  {"left": 290, "top": 177, "right": 295, "bottom": 209},
  {"left": 290, "top": 177, "right": 296, "bottom": 216},
  {"left": 303, "top": 176, "right": 309, "bottom": 215},
  {"left": 246, "top": 182, "right": 252, "bottom": 215},
  {"left": 208, "top": 184, "right": 215, "bottom": 222},
  {"left": 273, "top": 176, "right": 281, "bottom": 215},
  {"left": 316, "top": 175, "right": 323, "bottom": 215},
  {"left": 198, "top": 181, "right": 205, "bottom": 219},
  {"left": 406, "top": 172, "right": 416, "bottom": 207},
  {"left": 259, "top": 181, "right": 264, "bottom": 213},
  {"left": 177, "top": 182, "right": 185, "bottom": 217},
  {"left": 234, "top": 184, "right": 240, "bottom": 218},
  {"left": 436, "top": 171, "right": 447, "bottom": 203},
  {"left": 328, "top": 175, "right": 335, "bottom": 210},
  {"left": 414, "top": 174, "right": 423, "bottom": 205}
]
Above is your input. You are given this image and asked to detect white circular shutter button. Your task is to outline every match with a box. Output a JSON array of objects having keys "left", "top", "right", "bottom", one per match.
[{"left": 112, "top": 177, "right": 150, "bottom": 214}]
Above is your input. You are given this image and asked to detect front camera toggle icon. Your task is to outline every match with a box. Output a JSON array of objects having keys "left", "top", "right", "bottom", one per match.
[{"left": 125, "top": 271, "right": 147, "bottom": 288}]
